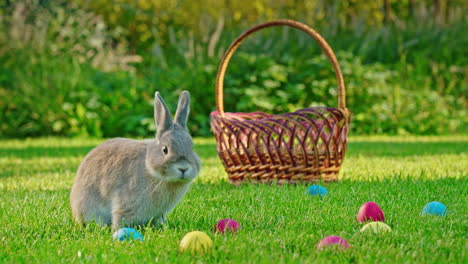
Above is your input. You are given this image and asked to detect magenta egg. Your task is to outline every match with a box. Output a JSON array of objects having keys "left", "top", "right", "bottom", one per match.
[
  {"left": 214, "top": 218, "right": 241, "bottom": 234},
  {"left": 317, "top": 235, "right": 350, "bottom": 250},
  {"left": 357, "top": 201, "right": 385, "bottom": 222}
]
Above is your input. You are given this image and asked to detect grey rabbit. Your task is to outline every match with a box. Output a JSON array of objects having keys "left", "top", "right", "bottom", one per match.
[{"left": 70, "top": 91, "right": 201, "bottom": 231}]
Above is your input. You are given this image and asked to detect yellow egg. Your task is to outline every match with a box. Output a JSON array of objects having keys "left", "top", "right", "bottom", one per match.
[
  {"left": 179, "top": 231, "right": 213, "bottom": 254},
  {"left": 360, "top": 222, "right": 392, "bottom": 234}
]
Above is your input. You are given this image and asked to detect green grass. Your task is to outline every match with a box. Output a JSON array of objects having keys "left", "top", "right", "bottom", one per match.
[{"left": 0, "top": 136, "right": 467, "bottom": 263}]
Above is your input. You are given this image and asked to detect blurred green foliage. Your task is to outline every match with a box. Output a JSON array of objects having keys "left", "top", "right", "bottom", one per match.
[{"left": 0, "top": 0, "right": 466, "bottom": 138}]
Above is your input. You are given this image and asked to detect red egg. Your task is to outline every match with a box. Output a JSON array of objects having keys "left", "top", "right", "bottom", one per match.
[
  {"left": 317, "top": 235, "right": 350, "bottom": 250},
  {"left": 357, "top": 201, "right": 385, "bottom": 222},
  {"left": 214, "top": 219, "right": 241, "bottom": 234}
]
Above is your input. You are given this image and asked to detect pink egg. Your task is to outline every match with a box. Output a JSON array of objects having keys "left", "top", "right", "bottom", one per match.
[
  {"left": 214, "top": 218, "right": 241, "bottom": 234},
  {"left": 357, "top": 201, "right": 385, "bottom": 222},
  {"left": 317, "top": 235, "right": 350, "bottom": 250}
]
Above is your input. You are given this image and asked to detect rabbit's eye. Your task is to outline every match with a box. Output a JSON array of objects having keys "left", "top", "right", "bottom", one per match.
[{"left": 162, "top": 145, "right": 168, "bottom": 155}]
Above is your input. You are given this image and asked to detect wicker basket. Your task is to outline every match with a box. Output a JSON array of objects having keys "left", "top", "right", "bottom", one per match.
[{"left": 210, "top": 19, "right": 351, "bottom": 184}]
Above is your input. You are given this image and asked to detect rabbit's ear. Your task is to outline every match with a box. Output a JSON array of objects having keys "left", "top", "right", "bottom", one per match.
[
  {"left": 154, "top": 91, "right": 173, "bottom": 135},
  {"left": 174, "top": 91, "right": 190, "bottom": 128}
]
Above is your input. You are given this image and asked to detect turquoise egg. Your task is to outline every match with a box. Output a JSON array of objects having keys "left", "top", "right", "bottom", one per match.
[
  {"left": 421, "top": 201, "right": 449, "bottom": 216},
  {"left": 112, "top": 228, "right": 144, "bottom": 242},
  {"left": 306, "top": 185, "right": 328, "bottom": 197}
]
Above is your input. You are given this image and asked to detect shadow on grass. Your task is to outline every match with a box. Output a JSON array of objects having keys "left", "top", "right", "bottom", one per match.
[{"left": 2, "top": 177, "right": 463, "bottom": 231}]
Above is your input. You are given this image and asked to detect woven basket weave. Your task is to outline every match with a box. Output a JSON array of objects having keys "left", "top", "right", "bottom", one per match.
[{"left": 210, "top": 20, "right": 351, "bottom": 184}]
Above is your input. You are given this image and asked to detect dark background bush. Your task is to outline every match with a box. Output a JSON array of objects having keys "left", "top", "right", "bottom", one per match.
[{"left": 0, "top": 0, "right": 466, "bottom": 138}]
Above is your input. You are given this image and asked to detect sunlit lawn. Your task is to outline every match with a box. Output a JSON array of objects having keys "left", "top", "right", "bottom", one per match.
[{"left": 0, "top": 136, "right": 467, "bottom": 263}]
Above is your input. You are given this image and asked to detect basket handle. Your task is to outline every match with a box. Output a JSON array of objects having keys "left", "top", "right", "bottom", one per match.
[{"left": 215, "top": 19, "right": 347, "bottom": 116}]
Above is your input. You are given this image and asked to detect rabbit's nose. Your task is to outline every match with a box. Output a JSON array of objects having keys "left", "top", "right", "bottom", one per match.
[{"left": 178, "top": 168, "right": 188, "bottom": 174}]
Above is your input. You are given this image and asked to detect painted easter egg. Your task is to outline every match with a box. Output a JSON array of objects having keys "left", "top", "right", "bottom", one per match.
[
  {"left": 360, "top": 222, "right": 392, "bottom": 234},
  {"left": 306, "top": 185, "right": 328, "bottom": 197},
  {"left": 357, "top": 201, "right": 385, "bottom": 222},
  {"left": 179, "top": 231, "right": 213, "bottom": 254},
  {"left": 214, "top": 219, "right": 241, "bottom": 234},
  {"left": 421, "top": 201, "right": 449, "bottom": 216},
  {"left": 112, "top": 228, "right": 144, "bottom": 242},
  {"left": 317, "top": 235, "right": 350, "bottom": 250}
]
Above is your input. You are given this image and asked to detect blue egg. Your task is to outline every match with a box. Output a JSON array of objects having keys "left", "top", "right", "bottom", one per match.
[
  {"left": 112, "top": 228, "right": 144, "bottom": 242},
  {"left": 421, "top": 201, "right": 449, "bottom": 216},
  {"left": 306, "top": 184, "right": 328, "bottom": 197}
]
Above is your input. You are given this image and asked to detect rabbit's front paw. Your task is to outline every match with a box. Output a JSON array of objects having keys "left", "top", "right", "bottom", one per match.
[{"left": 149, "top": 214, "right": 166, "bottom": 228}]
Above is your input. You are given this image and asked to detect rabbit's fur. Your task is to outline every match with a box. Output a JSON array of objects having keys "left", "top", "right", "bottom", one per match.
[{"left": 70, "top": 91, "right": 201, "bottom": 230}]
